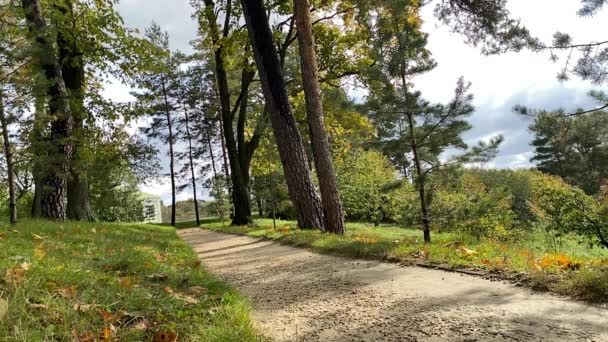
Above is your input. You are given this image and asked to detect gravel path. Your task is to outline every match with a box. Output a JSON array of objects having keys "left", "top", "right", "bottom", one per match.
[{"left": 178, "top": 228, "right": 608, "bottom": 342}]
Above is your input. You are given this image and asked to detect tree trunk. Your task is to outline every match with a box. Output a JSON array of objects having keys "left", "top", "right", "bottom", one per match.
[
  {"left": 22, "top": 0, "right": 74, "bottom": 220},
  {"left": 217, "top": 115, "right": 232, "bottom": 212},
  {"left": 161, "top": 80, "right": 177, "bottom": 227},
  {"left": 0, "top": 90, "right": 17, "bottom": 225},
  {"left": 183, "top": 105, "right": 200, "bottom": 225},
  {"left": 56, "top": 6, "right": 94, "bottom": 221},
  {"left": 66, "top": 175, "right": 93, "bottom": 221},
  {"left": 30, "top": 94, "right": 45, "bottom": 218},
  {"left": 241, "top": 0, "right": 324, "bottom": 229},
  {"left": 294, "top": 0, "right": 345, "bottom": 234},
  {"left": 206, "top": 126, "right": 218, "bottom": 179},
  {"left": 402, "top": 68, "right": 431, "bottom": 243},
  {"left": 31, "top": 181, "right": 42, "bottom": 217},
  {"left": 202, "top": 1, "right": 258, "bottom": 225}
]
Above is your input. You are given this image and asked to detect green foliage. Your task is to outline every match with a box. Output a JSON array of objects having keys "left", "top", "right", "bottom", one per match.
[
  {"left": 276, "top": 200, "right": 297, "bottom": 221},
  {"left": 529, "top": 172, "right": 608, "bottom": 249},
  {"left": 528, "top": 110, "right": 608, "bottom": 194},
  {"left": 208, "top": 176, "right": 231, "bottom": 224},
  {"left": 468, "top": 169, "right": 536, "bottom": 223},
  {"left": 335, "top": 149, "right": 406, "bottom": 223},
  {"left": 429, "top": 171, "right": 518, "bottom": 241}
]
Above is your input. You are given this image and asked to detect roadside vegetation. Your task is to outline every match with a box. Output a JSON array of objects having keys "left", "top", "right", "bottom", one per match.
[
  {"left": 0, "top": 220, "right": 262, "bottom": 341},
  {"left": 201, "top": 165, "right": 608, "bottom": 303},
  {"left": 205, "top": 217, "right": 608, "bottom": 302}
]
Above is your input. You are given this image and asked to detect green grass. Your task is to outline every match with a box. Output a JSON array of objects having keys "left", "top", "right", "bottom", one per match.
[
  {"left": 205, "top": 218, "right": 608, "bottom": 302},
  {"left": 0, "top": 219, "right": 264, "bottom": 341}
]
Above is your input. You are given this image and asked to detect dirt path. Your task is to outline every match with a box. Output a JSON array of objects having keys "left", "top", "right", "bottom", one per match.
[{"left": 178, "top": 229, "right": 608, "bottom": 342}]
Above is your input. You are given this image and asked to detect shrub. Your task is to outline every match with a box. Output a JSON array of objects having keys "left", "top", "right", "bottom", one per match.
[
  {"left": 335, "top": 149, "right": 406, "bottom": 223},
  {"left": 277, "top": 200, "right": 297, "bottom": 221},
  {"left": 429, "top": 171, "right": 518, "bottom": 240},
  {"left": 529, "top": 172, "right": 608, "bottom": 250}
]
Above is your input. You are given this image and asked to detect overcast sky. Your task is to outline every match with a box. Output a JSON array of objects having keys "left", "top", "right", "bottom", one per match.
[{"left": 105, "top": 0, "right": 607, "bottom": 202}]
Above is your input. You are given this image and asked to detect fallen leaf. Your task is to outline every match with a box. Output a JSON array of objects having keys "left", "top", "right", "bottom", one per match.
[
  {"left": 192, "top": 260, "right": 201, "bottom": 268},
  {"left": 57, "top": 286, "right": 78, "bottom": 299},
  {"left": 130, "top": 318, "right": 149, "bottom": 331},
  {"left": 154, "top": 331, "right": 177, "bottom": 342},
  {"left": 118, "top": 277, "right": 133, "bottom": 289},
  {"left": 170, "top": 292, "right": 199, "bottom": 305},
  {"left": 78, "top": 331, "right": 96, "bottom": 342},
  {"left": 73, "top": 304, "right": 98, "bottom": 313},
  {"left": 27, "top": 303, "right": 48, "bottom": 310},
  {"left": 458, "top": 247, "right": 478, "bottom": 257},
  {"left": 4, "top": 267, "right": 26, "bottom": 284},
  {"left": 0, "top": 232, "right": 5, "bottom": 239},
  {"left": 163, "top": 286, "right": 174, "bottom": 294},
  {"left": 0, "top": 299, "right": 8, "bottom": 322},
  {"left": 187, "top": 286, "right": 206, "bottom": 295},
  {"left": 99, "top": 324, "right": 115, "bottom": 340},
  {"left": 98, "top": 309, "right": 114, "bottom": 323},
  {"left": 20, "top": 262, "right": 32, "bottom": 271},
  {"left": 155, "top": 254, "right": 167, "bottom": 262},
  {"left": 481, "top": 258, "right": 491, "bottom": 265},
  {"left": 34, "top": 245, "right": 46, "bottom": 260},
  {"left": 32, "top": 233, "right": 44, "bottom": 241},
  {"left": 91, "top": 228, "right": 97, "bottom": 234},
  {"left": 146, "top": 273, "right": 168, "bottom": 282}
]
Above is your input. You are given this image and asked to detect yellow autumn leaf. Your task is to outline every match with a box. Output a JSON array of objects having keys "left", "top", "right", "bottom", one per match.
[
  {"left": 34, "top": 245, "right": 46, "bottom": 260},
  {"left": 0, "top": 299, "right": 8, "bottom": 322}
]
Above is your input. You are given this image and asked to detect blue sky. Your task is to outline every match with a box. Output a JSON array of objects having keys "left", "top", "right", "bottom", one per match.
[{"left": 103, "top": 0, "right": 608, "bottom": 202}]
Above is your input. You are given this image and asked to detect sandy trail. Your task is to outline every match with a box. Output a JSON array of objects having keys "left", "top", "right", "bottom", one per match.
[{"left": 178, "top": 228, "right": 608, "bottom": 342}]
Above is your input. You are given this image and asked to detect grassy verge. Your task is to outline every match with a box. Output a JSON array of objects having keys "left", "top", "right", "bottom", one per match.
[
  {"left": 205, "top": 218, "right": 608, "bottom": 302},
  {"left": 0, "top": 219, "right": 263, "bottom": 341}
]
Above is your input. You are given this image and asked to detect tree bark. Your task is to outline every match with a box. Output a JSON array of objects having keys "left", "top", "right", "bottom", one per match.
[
  {"left": 56, "top": 2, "right": 94, "bottom": 221},
  {"left": 0, "top": 89, "right": 17, "bottom": 225},
  {"left": 22, "top": 0, "right": 74, "bottom": 220},
  {"left": 293, "top": 0, "right": 345, "bottom": 234},
  {"left": 30, "top": 94, "right": 45, "bottom": 218},
  {"left": 401, "top": 69, "right": 431, "bottom": 243},
  {"left": 241, "top": 0, "right": 324, "bottom": 229},
  {"left": 183, "top": 105, "right": 200, "bottom": 225},
  {"left": 202, "top": 0, "right": 266, "bottom": 226},
  {"left": 161, "top": 79, "right": 177, "bottom": 227}
]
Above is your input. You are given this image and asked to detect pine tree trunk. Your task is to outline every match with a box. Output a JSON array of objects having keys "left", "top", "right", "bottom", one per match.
[
  {"left": 241, "top": 0, "right": 324, "bottom": 229},
  {"left": 161, "top": 81, "right": 177, "bottom": 227},
  {"left": 22, "top": 0, "right": 74, "bottom": 220},
  {"left": 294, "top": 0, "right": 345, "bottom": 234},
  {"left": 183, "top": 105, "right": 200, "bottom": 226},
  {"left": 401, "top": 70, "right": 431, "bottom": 243},
  {"left": 0, "top": 90, "right": 17, "bottom": 225}
]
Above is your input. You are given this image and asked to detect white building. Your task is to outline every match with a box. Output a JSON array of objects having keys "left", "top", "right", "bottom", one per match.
[{"left": 141, "top": 193, "right": 163, "bottom": 223}]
